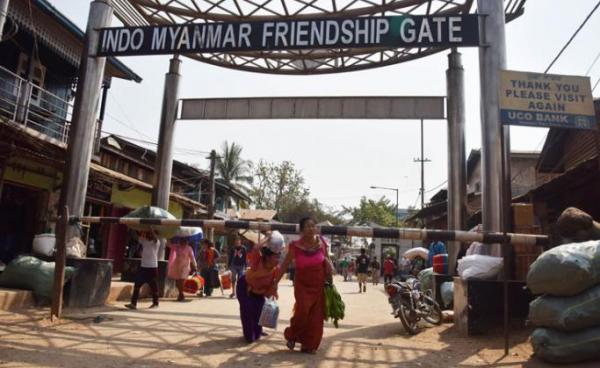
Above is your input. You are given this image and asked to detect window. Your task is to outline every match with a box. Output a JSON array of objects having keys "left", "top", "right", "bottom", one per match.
[{"left": 16, "top": 53, "right": 46, "bottom": 105}]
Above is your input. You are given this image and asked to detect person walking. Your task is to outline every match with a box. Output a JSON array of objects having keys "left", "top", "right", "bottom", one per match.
[
  {"left": 355, "top": 248, "right": 370, "bottom": 293},
  {"left": 280, "top": 217, "right": 333, "bottom": 354},
  {"left": 370, "top": 256, "right": 381, "bottom": 286},
  {"left": 197, "top": 239, "right": 221, "bottom": 297},
  {"left": 167, "top": 237, "right": 197, "bottom": 302},
  {"left": 125, "top": 230, "right": 160, "bottom": 310},
  {"left": 383, "top": 255, "right": 396, "bottom": 284},
  {"left": 237, "top": 232, "right": 284, "bottom": 343},
  {"left": 340, "top": 257, "right": 350, "bottom": 281},
  {"left": 228, "top": 236, "right": 247, "bottom": 299}
]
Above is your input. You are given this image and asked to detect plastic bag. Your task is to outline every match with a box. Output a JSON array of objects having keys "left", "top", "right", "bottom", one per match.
[
  {"left": 531, "top": 327, "right": 600, "bottom": 364},
  {"left": 527, "top": 240, "right": 600, "bottom": 296},
  {"left": 529, "top": 284, "right": 600, "bottom": 332},
  {"left": 403, "top": 247, "right": 429, "bottom": 260},
  {"left": 0, "top": 256, "right": 75, "bottom": 300},
  {"left": 441, "top": 281, "right": 454, "bottom": 309},
  {"left": 457, "top": 255, "right": 503, "bottom": 280},
  {"left": 418, "top": 268, "right": 434, "bottom": 291},
  {"left": 258, "top": 298, "right": 279, "bottom": 329}
]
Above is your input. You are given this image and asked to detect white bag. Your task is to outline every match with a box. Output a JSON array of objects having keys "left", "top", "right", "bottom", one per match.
[
  {"left": 258, "top": 298, "right": 279, "bottom": 329},
  {"left": 457, "top": 255, "right": 503, "bottom": 280},
  {"left": 403, "top": 247, "right": 429, "bottom": 260}
]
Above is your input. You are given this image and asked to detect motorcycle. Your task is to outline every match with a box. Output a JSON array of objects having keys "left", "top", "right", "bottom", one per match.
[{"left": 385, "top": 277, "right": 442, "bottom": 334}]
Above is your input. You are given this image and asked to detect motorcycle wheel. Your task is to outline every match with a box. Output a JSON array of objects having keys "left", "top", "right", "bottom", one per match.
[
  {"left": 398, "top": 303, "right": 419, "bottom": 335},
  {"left": 422, "top": 297, "right": 443, "bottom": 326}
]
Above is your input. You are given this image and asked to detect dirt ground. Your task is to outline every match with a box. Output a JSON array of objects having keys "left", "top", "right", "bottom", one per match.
[{"left": 0, "top": 276, "right": 594, "bottom": 368}]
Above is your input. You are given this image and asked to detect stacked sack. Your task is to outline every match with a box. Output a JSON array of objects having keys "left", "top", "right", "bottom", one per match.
[{"left": 526, "top": 240, "right": 600, "bottom": 364}]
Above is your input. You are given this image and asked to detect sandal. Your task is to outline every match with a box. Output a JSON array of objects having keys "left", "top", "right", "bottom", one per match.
[{"left": 286, "top": 340, "right": 296, "bottom": 351}]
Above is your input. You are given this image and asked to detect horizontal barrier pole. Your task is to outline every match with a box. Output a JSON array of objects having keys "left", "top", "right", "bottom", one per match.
[{"left": 75, "top": 216, "right": 549, "bottom": 246}]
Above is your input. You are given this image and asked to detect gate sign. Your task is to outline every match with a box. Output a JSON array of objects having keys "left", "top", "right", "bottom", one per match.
[
  {"left": 499, "top": 70, "right": 596, "bottom": 130},
  {"left": 97, "top": 15, "right": 480, "bottom": 57}
]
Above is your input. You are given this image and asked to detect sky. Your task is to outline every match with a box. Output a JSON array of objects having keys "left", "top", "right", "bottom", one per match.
[{"left": 48, "top": 0, "right": 600, "bottom": 212}]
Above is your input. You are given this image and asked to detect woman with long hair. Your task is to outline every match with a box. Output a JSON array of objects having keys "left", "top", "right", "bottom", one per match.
[{"left": 279, "top": 217, "right": 332, "bottom": 354}]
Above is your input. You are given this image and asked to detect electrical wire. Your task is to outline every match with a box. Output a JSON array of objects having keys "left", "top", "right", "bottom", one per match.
[
  {"left": 585, "top": 49, "right": 600, "bottom": 76},
  {"left": 545, "top": 0, "right": 600, "bottom": 73}
]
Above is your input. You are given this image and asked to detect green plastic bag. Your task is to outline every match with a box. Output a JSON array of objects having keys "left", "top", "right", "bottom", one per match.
[
  {"left": 418, "top": 267, "right": 434, "bottom": 291},
  {"left": 529, "top": 284, "right": 600, "bottom": 332},
  {"left": 531, "top": 327, "right": 600, "bottom": 364},
  {"left": 527, "top": 240, "right": 600, "bottom": 296},
  {"left": 0, "top": 256, "right": 75, "bottom": 300}
]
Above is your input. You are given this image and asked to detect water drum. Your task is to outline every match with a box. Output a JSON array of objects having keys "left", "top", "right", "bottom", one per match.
[
  {"left": 433, "top": 254, "right": 449, "bottom": 274},
  {"left": 183, "top": 275, "right": 204, "bottom": 294},
  {"left": 220, "top": 271, "right": 232, "bottom": 290}
]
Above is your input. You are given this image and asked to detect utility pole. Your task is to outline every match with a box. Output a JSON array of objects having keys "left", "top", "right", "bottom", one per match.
[
  {"left": 414, "top": 119, "right": 431, "bottom": 209},
  {"left": 207, "top": 149, "right": 217, "bottom": 241}
]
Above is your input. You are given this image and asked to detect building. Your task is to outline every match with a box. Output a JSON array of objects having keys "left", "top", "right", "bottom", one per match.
[
  {"left": 405, "top": 150, "right": 540, "bottom": 230},
  {"left": 518, "top": 99, "right": 600, "bottom": 237},
  {"left": 0, "top": 0, "right": 140, "bottom": 265}
]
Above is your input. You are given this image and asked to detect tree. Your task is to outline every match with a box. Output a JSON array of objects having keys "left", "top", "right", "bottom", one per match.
[
  {"left": 341, "top": 196, "right": 397, "bottom": 227},
  {"left": 248, "top": 160, "right": 343, "bottom": 224},
  {"left": 216, "top": 141, "right": 252, "bottom": 206}
]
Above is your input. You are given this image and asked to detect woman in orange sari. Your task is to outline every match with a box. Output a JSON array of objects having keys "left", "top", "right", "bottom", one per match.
[{"left": 280, "top": 217, "right": 332, "bottom": 353}]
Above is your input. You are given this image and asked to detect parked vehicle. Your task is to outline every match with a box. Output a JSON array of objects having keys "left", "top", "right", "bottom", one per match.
[{"left": 385, "top": 277, "right": 442, "bottom": 334}]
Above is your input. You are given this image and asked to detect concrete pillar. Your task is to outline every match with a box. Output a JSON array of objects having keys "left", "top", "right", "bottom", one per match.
[
  {"left": 54, "top": 0, "right": 112, "bottom": 320},
  {"left": 446, "top": 48, "right": 467, "bottom": 274},
  {"left": 478, "top": 0, "right": 511, "bottom": 255},
  {"left": 152, "top": 55, "right": 181, "bottom": 259},
  {"left": 58, "top": 0, "right": 112, "bottom": 239}
]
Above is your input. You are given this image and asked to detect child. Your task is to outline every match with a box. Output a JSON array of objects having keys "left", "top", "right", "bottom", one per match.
[
  {"left": 167, "top": 237, "right": 197, "bottom": 301},
  {"left": 237, "top": 231, "right": 284, "bottom": 343}
]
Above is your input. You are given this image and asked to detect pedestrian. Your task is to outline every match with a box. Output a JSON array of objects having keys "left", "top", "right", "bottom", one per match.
[
  {"left": 383, "top": 255, "right": 396, "bottom": 284},
  {"left": 370, "top": 256, "right": 381, "bottom": 285},
  {"left": 197, "top": 239, "right": 221, "bottom": 297},
  {"left": 348, "top": 259, "right": 355, "bottom": 281},
  {"left": 340, "top": 257, "right": 350, "bottom": 281},
  {"left": 428, "top": 240, "right": 447, "bottom": 268},
  {"left": 399, "top": 256, "right": 411, "bottom": 278},
  {"left": 167, "top": 236, "right": 197, "bottom": 302},
  {"left": 125, "top": 230, "right": 160, "bottom": 310},
  {"left": 355, "top": 248, "right": 370, "bottom": 293},
  {"left": 280, "top": 217, "right": 333, "bottom": 354},
  {"left": 228, "top": 236, "right": 247, "bottom": 299},
  {"left": 237, "top": 231, "right": 283, "bottom": 343}
]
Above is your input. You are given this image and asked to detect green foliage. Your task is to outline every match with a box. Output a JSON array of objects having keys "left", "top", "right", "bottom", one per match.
[
  {"left": 217, "top": 141, "right": 252, "bottom": 188},
  {"left": 248, "top": 160, "right": 343, "bottom": 224},
  {"left": 341, "top": 196, "right": 397, "bottom": 227}
]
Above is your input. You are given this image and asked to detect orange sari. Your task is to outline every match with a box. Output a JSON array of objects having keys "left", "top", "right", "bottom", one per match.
[{"left": 284, "top": 240, "right": 327, "bottom": 351}]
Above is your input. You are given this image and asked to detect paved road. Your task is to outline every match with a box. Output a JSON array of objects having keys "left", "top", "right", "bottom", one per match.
[{"left": 0, "top": 276, "right": 573, "bottom": 367}]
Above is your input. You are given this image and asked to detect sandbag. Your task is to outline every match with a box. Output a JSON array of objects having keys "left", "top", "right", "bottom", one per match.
[
  {"left": 531, "top": 327, "right": 600, "bottom": 364},
  {"left": 457, "top": 255, "right": 503, "bottom": 280},
  {"left": 0, "top": 256, "right": 75, "bottom": 300},
  {"left": 418, "top": 268, "right": 434, "bottom": 291},
  {"left": 441, "top": 281, "right": 454, "bottom": 309},
  {"left": 529, "top": 284, "right": 600, "bottom": 332},
  {"left": 527, "top": 240, "right": 600, "bottom": 296}
]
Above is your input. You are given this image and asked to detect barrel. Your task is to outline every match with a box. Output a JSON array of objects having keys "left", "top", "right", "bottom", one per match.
[{"left": 433, "top": 254, "right": 449, "bottom": 274}]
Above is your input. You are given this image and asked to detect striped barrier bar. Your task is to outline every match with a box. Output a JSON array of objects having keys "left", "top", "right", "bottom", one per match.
[{"left": 75, "top": 216, "right": 549, "bottom": 246}]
